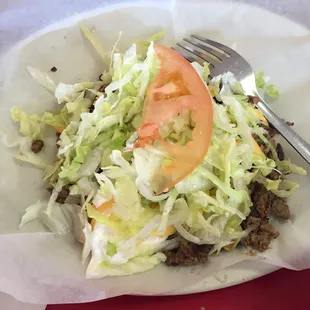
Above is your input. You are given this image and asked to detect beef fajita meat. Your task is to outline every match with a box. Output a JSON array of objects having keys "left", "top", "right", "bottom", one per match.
[{"left": 164, "top": 237, "right": 212, "bottom": 266}]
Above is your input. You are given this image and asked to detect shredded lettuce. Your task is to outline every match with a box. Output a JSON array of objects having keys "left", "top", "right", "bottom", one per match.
[
  {"left": 114, "top": 175, "right": 144, "bottom": 221},
  {"left": 255, "top": 70, "right": 280, "bottom": 99},
  {"left": 255, "top": 70, "right": 266, "bottom": 89},
  {"left": 19, "top": 200, "right": 45, "bottom": 228},
  {"left": 4, "top": 135, "right": 49, "bottom": 169},
  {"left": 158, "top": 110, "right": 194, "bottom": 146},
  {"left": 86, "top": 252, "right": 166, "bottom": 278},
  {"left": 266, "top": 84, "right": 280, "bottom": 98},
  {"left": 55, "top": 82, "right": 99, "bottom": 104},
  {"left": 277, "top": 159, "right": 307, "bottom": 175},
  {"left": 26, "top": 66, "right": 56, "bottom": 92},
  {"left": 80, "top": 24, "right": 108, "bottom": 63},
  {"left": 135, "top": 30, "right": 166, "bottom": 57},
  {"left": 7, "top": 27, "right": 306, "bottom": 279},
  {"left": 19, "top": 200, "right": 81, "bottom": 235},
  {"left": 43, "top": 107, "right": 70, "bottom": 128},
  {"left": 10, "top": 106, "right": 44, "bottom": 139},
  {"left": 87, "top": 204, "right": 123, "bottom": 230},
  {"left": 270, "top": 180, "right": 300, "bottom": 197}
]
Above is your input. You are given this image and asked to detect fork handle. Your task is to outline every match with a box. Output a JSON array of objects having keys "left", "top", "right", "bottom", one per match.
[{"left": 256, "top": 98, "right": 310, "bottom": 165}]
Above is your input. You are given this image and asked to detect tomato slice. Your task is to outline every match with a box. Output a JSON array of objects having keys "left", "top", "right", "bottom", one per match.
[
  {"left": 138, "top": 44, "right": 213, "bottom": 194},
  {"left": 135, "top": 122, "right": 160, "bottom": 148}
]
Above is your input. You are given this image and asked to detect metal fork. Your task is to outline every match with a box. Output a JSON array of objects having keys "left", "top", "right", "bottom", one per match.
[{"left": 175, "top": 34, "right": 310, "bottom": 165}]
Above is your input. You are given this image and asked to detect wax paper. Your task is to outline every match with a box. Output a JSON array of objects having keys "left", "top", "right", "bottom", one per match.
[{"left": 0, "top": 0, "right": 310, "bottom": 304}]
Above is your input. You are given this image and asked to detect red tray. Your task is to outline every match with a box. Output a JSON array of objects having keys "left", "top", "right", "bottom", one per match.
[{"left": 47, "top": 268, "right": 310, "bottom": 310}]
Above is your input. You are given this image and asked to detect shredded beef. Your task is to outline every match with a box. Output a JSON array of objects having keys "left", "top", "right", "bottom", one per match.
[
  {"left": 249, "top": 182, "right": 271, "bottom": 219},
  {"left": 213, "top": 97, "right": 222, "bottom": 104},
  {"left": 242, "top": 180, "right": 291, "bottom": 252},
  {"left": 242, "top": 216, "right": 261, "bottom": 231},
  {"left": 56, "top": 185, "right": 71, "bottom": 204},
  {"left": 164, "top": 237, "right": 212, "bottom": 266},
  {"left": 47, "top": 186, "right": 53, "bottom": 194},
  {"left": 88, "top": 83, "right": 108, "bottom": 113},
  {"left": 30, "top": 139, "right": 44, "bottom": 153},
  {"left": 98, "top": 84, "right": 108, "bottom": 92},
  {"left": 276, "top": 143, "right": 285, "bottom": 161},
  {"left": 55, "top": 185, "right": 71, "bottom": 204},
  {"left": 242, "top": 217, "right": 279, "bottom": 252},
  {"left": 56, "top": 132, "right": 61, "bottom": 148},
  {"left": 263, "top": 121, "right": 293, "bottom": 140},
  {"left": 264, "top": 125, "right": 278, "bottom": 139},
  {"left": 248, "top": 96, "right": 260, "bottom": 105},
  {"left": 89, "top": 104, "right": 95, "bottom": 113},
  {"left": 271, "top": 198, "right": 291, "bottom": 219},
  {"left": 242, "top": 182, "right": 278, "bottom": 252},
  {"left": 47, "top": 185, "right": 71, "bottom": 204},
  {"left": 248, "top": 95, "right": 294, "bottom": 141},
  {"left": 267, "top": 170, "right": 282, "bottom": 180}
]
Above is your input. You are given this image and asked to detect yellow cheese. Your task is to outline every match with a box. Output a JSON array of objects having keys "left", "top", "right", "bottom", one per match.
[
  {"left": 52, "top": 125, "right": 65, "bottom": 133},
  {"left": 252, "top": 137, "right": 265, "bottom": 158},
  {"left": 208, "top": 86, "right": 215, "bottom": 97},
  {"left": 255, "top": 109, "right": 268, "bottom": 126},
  {"left": 151, "top": 225, "right": 176, "bottom": 237},
  {"left": 237, "top": 137, "right": 265, "bottom": 158}
]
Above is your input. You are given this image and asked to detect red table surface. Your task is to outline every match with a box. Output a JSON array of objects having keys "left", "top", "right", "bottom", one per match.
[{"left": 47, "top": 268, "right": 310, "bottom": 310}]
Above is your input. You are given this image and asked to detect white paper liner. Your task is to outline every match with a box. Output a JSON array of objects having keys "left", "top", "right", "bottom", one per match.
[{"left": 0, "top": 0, "right": 310, "bottom": 304}]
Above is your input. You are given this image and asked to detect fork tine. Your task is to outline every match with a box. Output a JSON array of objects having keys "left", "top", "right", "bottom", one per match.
[
  {"left": 171, "top": 47, "right": 197, "bottom": 63},
  {"left": 183, "top": 37, "right": 225, "bottom": 61},
  {"left": 191, "top": 34, "right": 235, "bottom": 56},
  {"left": 176, "top": 42, "right": 219, "bottom": 67}
]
